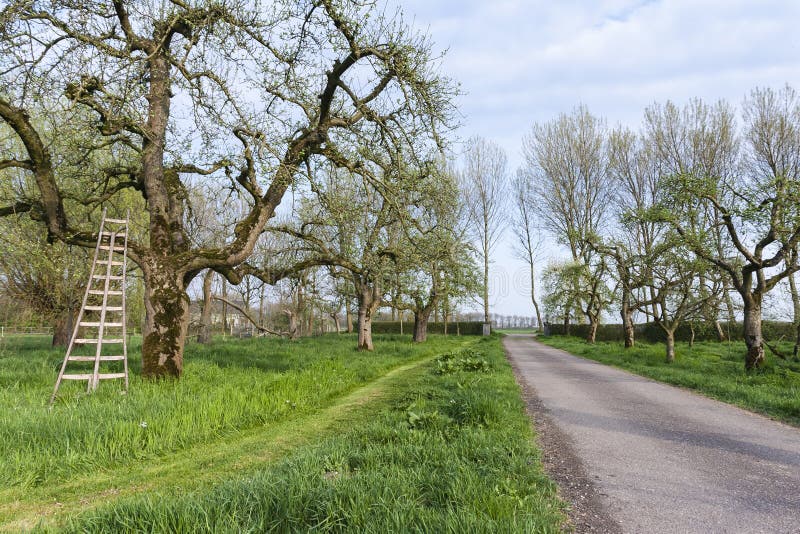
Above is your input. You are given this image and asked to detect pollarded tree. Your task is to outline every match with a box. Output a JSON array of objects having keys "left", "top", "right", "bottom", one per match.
[
  {"left": 641, "top": 241, "right": 722, "bottom": 363},
  {"left": 644, "top": 98, "right": 740, "bottom": 339},
  {"left": 658, "top": 87, "right": 800, "bottom": 369},
  {"left": 524, "top": 106, "right": 613, "bottom": 332},
  {"left": 0, "top": 1, "right": 454, "bottom": 377},
  {"left": 607, "top": 126, "right": 666, "bottom": 326}
]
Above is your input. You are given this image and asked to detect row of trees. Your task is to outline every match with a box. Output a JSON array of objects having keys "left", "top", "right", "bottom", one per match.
[
  {"left": 513, "top": 87, "right": 800, "bottom": 368},
  {"left": 0, "top": 0, "right": 483, "bottom": 378}
]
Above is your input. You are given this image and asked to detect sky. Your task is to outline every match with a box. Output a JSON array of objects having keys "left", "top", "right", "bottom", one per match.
[{"left": 386, "top": 0, "right": 800, "bottom": 318}]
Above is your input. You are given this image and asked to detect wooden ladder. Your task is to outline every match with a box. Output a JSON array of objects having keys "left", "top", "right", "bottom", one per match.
[{"left": 50, "top": 208, "right": 130, "bottom": 404}]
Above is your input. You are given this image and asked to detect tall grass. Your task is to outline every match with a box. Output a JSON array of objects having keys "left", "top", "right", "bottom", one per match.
[
  {"left": 58, "top": 336, "right": 564, "bottom": 533},
  {"left": 539, "top": 336, "right": 800, "bottom": 426},
  {"left": 0, "top": 334, "right": 466, "bottom": 489}
]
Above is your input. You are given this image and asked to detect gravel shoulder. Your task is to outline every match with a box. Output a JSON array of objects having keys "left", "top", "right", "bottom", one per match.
[{"left": 504, "top": 334, "right": 800, "bottom": 534}]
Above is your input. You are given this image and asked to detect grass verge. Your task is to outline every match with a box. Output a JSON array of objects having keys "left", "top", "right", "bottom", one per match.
[
  {"left": 44, "top": 336, "right": 563, "bottom": 533},
  {"left": 538, "top": 336, "right": 800, "bottom": 426}
]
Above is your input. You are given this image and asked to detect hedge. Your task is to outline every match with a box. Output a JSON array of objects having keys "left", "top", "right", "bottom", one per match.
[
  {"left": 371, "top": 321, "right": 484, "bottom": 336},
  {"left": 544, "top": 321, "right": 797, "bottom": 343}
]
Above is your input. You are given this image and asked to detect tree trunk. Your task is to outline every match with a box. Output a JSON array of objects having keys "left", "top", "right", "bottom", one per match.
[
  {"left": 356, "top": 281, "right": 380, "bottom": 351},
  {"left": 587, "top": 316, "right": 598, "bottom": 344},
  {"left": 743, "top": 298, "right": 765, "bottom": 370},
  {"left": 665, "top": 329, "right": 676, "bottom": 363},
  {"left": 413, "top": 310, "right": 431, "bottom": 343},
  {"left": 51, "top": 309, "right": 75, "bottom": 347},
  {"left": 141, "top": 262, "right": 190, "bottom": 379},
  {"left": 529, "top": 259, "right": 544, "bottom": 332},
  {"left": 714, "top": 320, "right": 726, "bottom": 342},
  {"left": 621, "top": 295, "right": 634, "bottom": 349},
  {"left": 789, "top": 271, "right": 800, "bottom": 358},
  {"left": 258, "top": 284, "right": 265, "bottom": 326},
  {"left": 689, "top": 324, "right": 695, "bottom": 348},
  {"left": 357, "top": 305, "right": 373, "bottom": 350},
  {"left": 284, "top": 310, "right": 299, "bottom": 340},
  {"left": 221, "top": 277, "right": 228, "bottom": 335},
  {"left": 331, "top": 313, "right": 341, "bottom": 334},
  {"left": 198, "top": 269, "right": 214, "bottom": 344},
  {"left": 483, "top": 239, "right": 490, "bottom": 324},
  {"left": 346, "top": 307, "right": 353, "bottom": 333}
]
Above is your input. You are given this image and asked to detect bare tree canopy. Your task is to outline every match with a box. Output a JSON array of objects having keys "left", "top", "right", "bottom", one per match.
[{"left": 460, "top": 136, "right": 507, "bottom": 325}]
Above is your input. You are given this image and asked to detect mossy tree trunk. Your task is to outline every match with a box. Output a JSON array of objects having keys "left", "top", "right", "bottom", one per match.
[
  {"left": 141, "top": 259, "right": 190, "bottom": 378},
  {"left": 330, "top": 313, "right": 341, "bottom": 334},
  {"left": 51, "top": 309, "right": 75, "bottom": 347},
  {"left": 789, "top": 270, "right": 800, "bottom": 358},
  {"left": 346, "top": 307, "right": 354, "bottom": 333}
]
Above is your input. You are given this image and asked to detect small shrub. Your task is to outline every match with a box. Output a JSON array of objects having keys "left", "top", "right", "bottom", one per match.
[{"left": 434, "top": 349, "right": 491, "bottom": 375}]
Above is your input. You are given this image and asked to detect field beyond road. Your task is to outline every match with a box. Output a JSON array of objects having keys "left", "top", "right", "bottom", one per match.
[{"left": 0, "top": 334, "right": 564, "bottom": 532}]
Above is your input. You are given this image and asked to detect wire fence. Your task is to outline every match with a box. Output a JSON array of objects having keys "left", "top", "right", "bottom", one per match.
[{"left": 0, "top": 326, "right": 54, "bottom": 337}]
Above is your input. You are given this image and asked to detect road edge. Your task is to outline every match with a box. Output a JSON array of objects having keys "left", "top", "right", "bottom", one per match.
[{"left": 503, "top": 335, "right": 622, "bottom": 534}]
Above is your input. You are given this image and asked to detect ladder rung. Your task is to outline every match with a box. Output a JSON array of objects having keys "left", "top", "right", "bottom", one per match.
[
  {"left": 68, "top": 355, "right": 126, "bottom": 361},
  {"left": 79, "top": 322, "right": 124, "bottom": 327},
  {"left": 97, "top": 373, "right": 126, "bottom": 379},
  {"left": 92, "top": 275, "right": 124, "bottom": 280},
  {"left": 63, "top": 373, "right": 126, "bottom": 380},
  {"left": 85, "top": 306, "right": 123, "bottom": 311},
  {"left": 73, "top": 338, "right": 125, "bottom": 344},
  {"left": 88, "top": 290, "right": 123, "bottom": 295},
  {"left": 97, "top": 260, "right": 124, "bottom": 266},
  {"left": 98, "top": 245, "right": 125, "bottom": 252},
  {"left": 104, "top": 218, "right": 127, "bottom": 224},
  {"left": 100, "top": 231, "right": 127, "bottom": 237}
]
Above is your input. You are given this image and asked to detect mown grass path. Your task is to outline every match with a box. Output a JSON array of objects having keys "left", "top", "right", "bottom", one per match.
[{"left": 1, "top": 345, "right": 455, "bottom": 532}]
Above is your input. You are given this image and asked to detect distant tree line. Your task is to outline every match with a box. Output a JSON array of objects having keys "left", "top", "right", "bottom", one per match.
[{"left": 512, "top": 87, "right": 800, "bottom": 368}]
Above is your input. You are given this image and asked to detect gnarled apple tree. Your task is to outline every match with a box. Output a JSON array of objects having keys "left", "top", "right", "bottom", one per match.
[{"left": 0, "top": 0, "right": 454, "bottom": 377}]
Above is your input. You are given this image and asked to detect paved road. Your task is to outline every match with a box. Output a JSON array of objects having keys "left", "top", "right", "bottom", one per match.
[{"left": 504, "top": 335, "right": 800, "bottom": 534}]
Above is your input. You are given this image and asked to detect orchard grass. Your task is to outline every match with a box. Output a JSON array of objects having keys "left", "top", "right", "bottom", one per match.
[
  {"left": 1, "top": 334, "right": 564, "bottom": 532},
  {"left": 538, "top": 335, "right": 800, "bottom": 427}
]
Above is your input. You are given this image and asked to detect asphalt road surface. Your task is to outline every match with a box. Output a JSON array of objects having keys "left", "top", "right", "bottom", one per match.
[{"left": 504, "top": 335, "right": 800, "bottom": 534}]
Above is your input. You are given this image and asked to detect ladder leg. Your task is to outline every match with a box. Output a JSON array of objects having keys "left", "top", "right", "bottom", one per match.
[
  {"left": 51, "top": 208, "right": 107, "bottom": 405},
  {"left": 91, "top": 230, "right": 117, "bottom": 392},
  {"left": 121, "top": 209, "right": 129, "bottom": 394}
]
